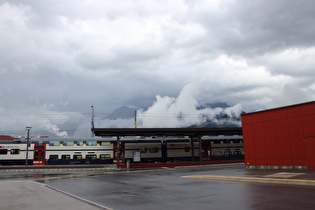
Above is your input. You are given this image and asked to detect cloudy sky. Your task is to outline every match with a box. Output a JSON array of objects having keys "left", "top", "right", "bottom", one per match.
[{"left": 1, "top": 0, "right": 315, "bottom": 137}]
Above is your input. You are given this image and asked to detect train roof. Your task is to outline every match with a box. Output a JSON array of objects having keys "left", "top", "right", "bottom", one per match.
[
  {"left": 93, "top": 127, "right": 242, "bottom": 137},
  {"left": 0, "top": 135, "right": 242, "bottom": 144}
]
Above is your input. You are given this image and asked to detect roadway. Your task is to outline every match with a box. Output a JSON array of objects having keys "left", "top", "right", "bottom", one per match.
[{"left": 1, "top": 163, "right": 315, "bottom": 209}]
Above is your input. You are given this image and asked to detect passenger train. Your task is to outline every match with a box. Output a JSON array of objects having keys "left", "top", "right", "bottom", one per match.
[{"left": 0, "top": 135, "right": 244, "bottom": 165}]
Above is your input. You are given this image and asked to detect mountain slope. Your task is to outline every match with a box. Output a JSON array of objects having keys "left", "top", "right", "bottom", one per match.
[{"left": 104, "top": 106, "right": 136, "bottom": 120}]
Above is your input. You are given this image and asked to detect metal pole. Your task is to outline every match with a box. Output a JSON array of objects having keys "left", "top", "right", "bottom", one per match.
[
  {"left": 116, "top": 136, "right": 120, "bottom": 169},
  {"left": 134, "top": 110, "right": 137, "bottom": 128},
  {"left": 25, "top": 127, "right": 32, "bottom": 166},
  {"left": 127, "top": 159, "right": 130, "bottom": 171},
  {"left": 199, "top": 135, "right": 203, "bottom": 166},
  {"left": 191, "top": 136, "right": 195, "bottom": 162},
  {"left": 91, "top": 105, "right": 95, "bottom": 137}
]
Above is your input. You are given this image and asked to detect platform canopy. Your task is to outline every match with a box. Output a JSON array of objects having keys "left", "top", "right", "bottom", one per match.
[{"left": 92, "top": 127, "right": 242, "bottom": 137}]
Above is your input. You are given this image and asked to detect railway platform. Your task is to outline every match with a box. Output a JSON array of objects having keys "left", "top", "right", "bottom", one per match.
[
  {"left": 0, "top": 164, "right": 117, "bottom": 171},
  {"left": 0, "top": 160, "right": 244, "bottom": 170},
  {"left": 1, "top": 163, "right": 315, "bottom": 209}
]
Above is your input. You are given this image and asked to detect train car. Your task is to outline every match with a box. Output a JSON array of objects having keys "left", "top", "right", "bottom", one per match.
[
  {"left": 0, "top": 139, "right": 33, "bottom": 165},
  {"left": 43, "top": 137, "right": 114, "bottom": 165},
  {"left": 0, "top": 137, "right": 114, "bottom": 165},
  {"left": 122, "top": 135, "right": 244, "bottom": 163},
  {"left": 123, "top": 136, "right": 200, "bottom": 163},
  {"left": 204, "top": 135, "right": 244, "bottom": 161}
]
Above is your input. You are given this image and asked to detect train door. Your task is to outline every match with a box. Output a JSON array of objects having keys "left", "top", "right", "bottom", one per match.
[
  {"left": 113, "top": 142, "right": 124, "bottom": 165},
  {"left": 161, "top": 141, "right": 167, "bottom": 162},
  {"left": 202, "top": 141, "right": 211, "bottom": 161},
  {"left": 33, "top": 143, "right": 46, "bottom": 165}
]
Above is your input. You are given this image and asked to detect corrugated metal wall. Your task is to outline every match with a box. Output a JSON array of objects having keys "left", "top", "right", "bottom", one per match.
[{"left": 242, "top": 101, "right": 315, "bottom": 170}]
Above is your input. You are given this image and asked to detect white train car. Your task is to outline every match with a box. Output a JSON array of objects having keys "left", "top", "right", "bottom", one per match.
[
  {"left": 203, "top": 135, "right": 244, "bottom": 161},
  {"left": 0, "top": 137, "right": 114, "bottom": 165},
  {"left": 0, "top": 141, "right": 34, "bottom": 165},
  {"left": 0, "top": 135, "right": 244, "bottom": 165}
]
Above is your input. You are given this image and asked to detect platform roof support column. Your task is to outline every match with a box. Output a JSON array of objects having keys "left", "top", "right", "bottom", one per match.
[
  {"left": 116, "top": 136, "right": 121, "bottom": 169},
  {"left": 190, "top": 136, "right": 195, "bottom": 162},
  {"left": 198, "top": 135, "right": 202, "bottom": 166}
]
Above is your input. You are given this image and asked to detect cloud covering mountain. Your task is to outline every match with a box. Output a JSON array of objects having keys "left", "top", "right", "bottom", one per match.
[
  {"left": 102, "top": 85, "right": 242, "bottom": 129},
  {"left": 0, "top": 0, "right": 314, "bottom": 137}
]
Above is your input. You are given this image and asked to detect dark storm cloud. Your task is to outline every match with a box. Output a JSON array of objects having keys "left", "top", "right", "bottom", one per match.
[
  {"left": 192, "top": 0, "right": 315, "bottom": 56},
  {"left": 0, "top": 0, "right": 314, "bottom": 136}
]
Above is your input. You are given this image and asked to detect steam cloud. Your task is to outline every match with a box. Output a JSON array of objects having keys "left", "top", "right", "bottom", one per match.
[
  {"left": 0, "top": 105, "right": 72, "bottom": 137},
  {"left": 40, "top": 119, "right": 68, "bottom": 137},
  {"left": 137, "top": 84, "right": 243, "bottom": 128}
]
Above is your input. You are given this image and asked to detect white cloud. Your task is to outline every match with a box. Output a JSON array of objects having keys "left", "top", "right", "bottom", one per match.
[
  {"left": 257, "top": 47, "right": 315, "bottom": 77},
  {"left": 138, "top": 83, "right": 243, "bottom": 128},
  {"left": 269, "top": 83, "right": 313, "bottom": 108}
]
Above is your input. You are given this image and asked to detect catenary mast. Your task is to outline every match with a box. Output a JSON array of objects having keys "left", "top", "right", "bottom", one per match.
[{"left": 91, "top": 105, "right": 95, "bottom": 137}]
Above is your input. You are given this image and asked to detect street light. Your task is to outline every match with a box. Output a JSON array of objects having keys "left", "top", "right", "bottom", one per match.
[
  {"left": 91, "top": 105, "right": 95, "bottom": 137},
  {"left": 25, "top": 127, "right": 32, "bottom": 166}
]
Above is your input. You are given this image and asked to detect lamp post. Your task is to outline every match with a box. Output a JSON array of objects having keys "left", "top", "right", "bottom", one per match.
[
  {"left": 25, "top": 127, "right": 32, "bottom": 166},
  {"left": 91, "top": 105, "right": 95, "bottom": 137},
  {"left": 116, "top": 136, "right": 121, "bottom": 169}
]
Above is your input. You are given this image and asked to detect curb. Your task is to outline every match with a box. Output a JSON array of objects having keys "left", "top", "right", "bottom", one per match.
[
  {"left": 0, "top": 164, "right": 117, "bottom": 170},
  {"left": 181, "top": 175, "right": 315, "bottom": 186}
]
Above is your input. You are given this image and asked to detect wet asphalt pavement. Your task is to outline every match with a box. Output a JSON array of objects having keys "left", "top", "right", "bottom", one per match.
[{"left": 1, "top": 163, "right": 315, "bottom": 210}]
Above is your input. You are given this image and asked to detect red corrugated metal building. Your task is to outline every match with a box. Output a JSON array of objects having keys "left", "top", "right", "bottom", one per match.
[{"left": 241, "top": 101, "right": 315, "bottom": 170}]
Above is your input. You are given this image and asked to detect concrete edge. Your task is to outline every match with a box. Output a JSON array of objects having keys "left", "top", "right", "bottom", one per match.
[
  {"left": 180, "top": 175, "right": 315, "bottom": 186},
  {"left": 44, "top": 184, "right": 113, "bottom": 210},
  {"left": 0, "top": 165, "right": 117, "bottom": 170}
]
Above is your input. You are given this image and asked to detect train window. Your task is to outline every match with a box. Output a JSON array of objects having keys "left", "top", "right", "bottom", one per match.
[
  {"left": 138, "top": 147, "right": 147, "bottom": 153},
  {"left": 224, "top": 151, "right": 232, "bottom": 156},
  {"left": 63, "top": 141, "right": 74, "bottom": 146},
  {"left": 233, "top": 151, "right": 242, "bottom": 155},
  {"left": 76, "top": 141, "right": 84, "bottom": 146},
  {"left": 49, "top": 155, "right": 58, "bottom": 160},
  {"left": 49, "top": 141, "right": 60, "bottom": 146},
  {"left": 86, "top": 141, "right": 97, "bottom": 146},
  {"left": 10, "top": 149, "right": 20, "bottom": 155},
  {"left": 213, "top": 152, "right": 222, "bottom": 157},
  {"left": 184, "top": 147, "right": 190, "bottom": 153},
  {"left": 0, "top": 149, "right": 8, "bottom": 155},
  {"left": 40, "top": 151, "right": 45, "bottom": 159},
  {"left": 101, "top": 141, "right": 111, "bottom": 146},
  {"left": 100, "top": 154, "right": 111, "bottom": 160},
  {"left": 86, "top": 154, "right": 97, "bottom": 160},
  {"left": 61, "top": 155, "right": 70, "bottom": 160},
  {"left": 149, "top": 147, "right": 159, "bottom": 153},
  {"left": 73, "top": 155, "right": 82, "bottom": 160},
  {"left": 34, "top": 151, "right": 39, "bottom": 159}
]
